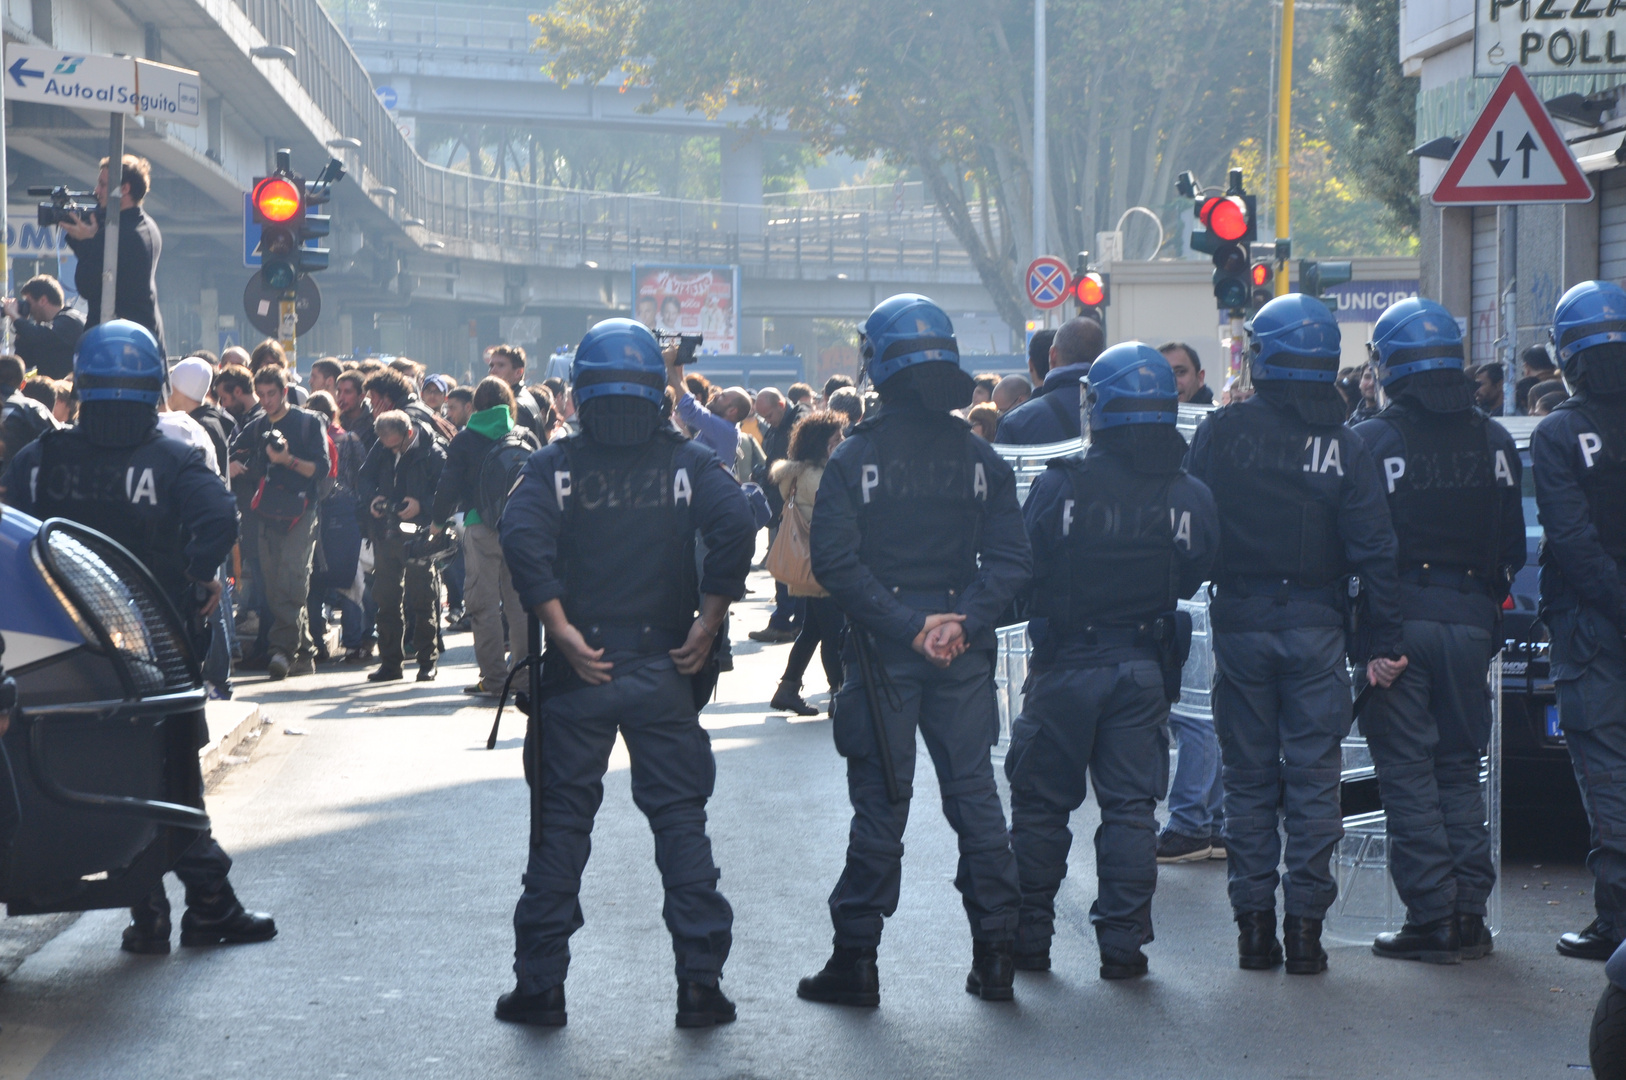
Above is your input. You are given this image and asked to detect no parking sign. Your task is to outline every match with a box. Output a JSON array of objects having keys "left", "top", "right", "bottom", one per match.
[{"left": 1025, "top": 256, "right": 1072, "bottom": 310}]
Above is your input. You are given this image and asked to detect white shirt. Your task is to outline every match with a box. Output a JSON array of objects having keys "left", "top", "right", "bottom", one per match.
[{"left": 157, "top": 409, "right": 220, "bottom": 476}]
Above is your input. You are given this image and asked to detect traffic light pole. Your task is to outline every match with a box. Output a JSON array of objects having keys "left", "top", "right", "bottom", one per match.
[{"left": 1274, "top": 0, "right": 1293, "bottom": 297}]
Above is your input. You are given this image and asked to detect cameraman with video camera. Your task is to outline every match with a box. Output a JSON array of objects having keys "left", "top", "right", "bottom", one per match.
[
  {"left": 357, "top": 410, "right": 446, "bottom": 684},
  {"left": 59, "top": 154, "right": 164, "bottom": 351},
  {"left": 3, "top": 276, "right": 84, "bottom": 379},
  {"left": 228, "top": 366, "right": 330, "bottom": 680}
]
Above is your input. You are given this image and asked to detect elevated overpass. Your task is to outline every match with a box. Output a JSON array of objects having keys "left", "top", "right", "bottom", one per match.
[{"left": 0, "top": 0, "right": 1002, "bottom": 373}]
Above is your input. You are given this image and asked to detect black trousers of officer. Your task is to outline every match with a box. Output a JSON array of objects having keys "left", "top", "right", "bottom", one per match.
[
  {"left": 132, "top": 711, "right": 234, "bottom": 921},
  {"left": 1213, "top": 625, "right": 1350, "bottom": 919},
  {"left": 1551, "top": 605, "right": 1626, "bottom": 933},
  {"left": 1005, "top": 653, "right": 1169, "bottom": 959},
  {"left": 1362, "top": 618, "right": 1496, "bottom": 925},
  {"left": 513, "top": 650, "right": 731, "bottom": 994},
  {"left": 827, "top": 640, "right": 1021, "bottom": 949}
]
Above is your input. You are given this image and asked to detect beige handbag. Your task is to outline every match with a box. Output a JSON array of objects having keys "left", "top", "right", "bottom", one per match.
[{"left": 764, "top": 479, "right": 826, "bottom": 597}]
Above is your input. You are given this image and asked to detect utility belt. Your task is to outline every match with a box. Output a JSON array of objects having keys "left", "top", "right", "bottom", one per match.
[
  {"left": 577, "top": 622, "right": 690, "bottom": 654},
  {"left": 1399, "top": 564, "right": 1496, "bottom": 595},
  {"left": 1217, "top": 575, "right": 1342, "bottom": 609},
  {"left": 1041, "top": 613, "right": 1192, "bottom": 704}
]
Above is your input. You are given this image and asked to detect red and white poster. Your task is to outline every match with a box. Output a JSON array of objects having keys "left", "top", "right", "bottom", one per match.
[{"left": 633, "top": 264, "right": 740, "bottom": 354}]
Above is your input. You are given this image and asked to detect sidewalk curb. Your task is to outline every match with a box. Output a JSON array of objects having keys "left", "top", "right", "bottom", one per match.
[{"left": 200, "top": 699, "right": 264, "bottom": 775}]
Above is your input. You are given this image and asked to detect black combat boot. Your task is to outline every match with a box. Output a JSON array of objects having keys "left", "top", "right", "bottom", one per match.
[
  {"left": 1236, "top": 910, "right": 1283, "bottom": 970},
  {"left": 179, "top": 885, "right": 277, "bottom": 947},
  {"left": 797, "top": 946, "right": 880, "bottom": 1006},
  {"left": 121, "top": 906, "right": 172, "bottom": 955},
  {"left": 1372, "top": 916, "right": 1461, "bottom": 964},
  {"left": 1098, "top": 946, "right": 1150, "bottom": 981},
  {"left": 1283, "top": 915, "right": 1328, "bottom": 974},
  {"left": 495, "top": 983, "right": 567, "bottom": 1027},
  {"left": 1561, "top": 918, "right": 1624, "bottom": 961},
  {"left": 675, "top": 980, "right": 737, "bottom": 1028},
  {"left": 770, "top": 680, "right": 818, "bottom": 717},
  {"left": 1458, "top": 913, "right": 1494, "bottom": 960},
  {"left": 965, "top": 939, "right": 1015, "bottom": 1001},
  {"left": 1013, "top": 946, "right": 1051, "bottom": 972}
]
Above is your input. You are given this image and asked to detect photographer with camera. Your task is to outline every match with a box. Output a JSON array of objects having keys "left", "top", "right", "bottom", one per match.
[
  {"left": 358, "top": 410, "right": 447, "bottom": 683},
  {"left": 59, "top": 154, "right": 163, "bottom": 351},
  {"left": 3, "top": 276, "right": 84, "bottom": 379},
  {"left": 227, "top": 366, "right": 330, "bottom": 680}
]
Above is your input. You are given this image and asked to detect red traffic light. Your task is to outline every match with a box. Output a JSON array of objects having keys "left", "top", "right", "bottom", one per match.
[
  {"left": 1251, "top": 262, "right": 1272, "bottom": 287},
  {"left": 1200, "top": 196, "right": 1248, "bottom": 242},
  {"left": 253, "top": 177, "right": 302, "bottom": 223},
  {"left": 1074, "top": 272, "right": 1106, "bottom": 307}
]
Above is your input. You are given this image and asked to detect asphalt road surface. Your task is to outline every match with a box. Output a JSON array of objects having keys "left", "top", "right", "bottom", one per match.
[{"left": 0, "top": 567, "right": 1607, "bottom": 1079}]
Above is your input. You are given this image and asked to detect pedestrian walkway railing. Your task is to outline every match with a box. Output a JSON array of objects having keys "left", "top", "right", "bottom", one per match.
[{"left": 297, "top": 0, "right": 980, "bottom": 277}]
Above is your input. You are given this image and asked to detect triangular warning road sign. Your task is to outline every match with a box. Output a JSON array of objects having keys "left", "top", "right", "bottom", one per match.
[{"left": 1431, "top": 65, "right": 1594, "bottom": 206}]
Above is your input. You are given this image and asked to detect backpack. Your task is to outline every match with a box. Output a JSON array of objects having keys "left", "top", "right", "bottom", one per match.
[{"left": 476, "top": 428, "right": 538, "bottom": 526}]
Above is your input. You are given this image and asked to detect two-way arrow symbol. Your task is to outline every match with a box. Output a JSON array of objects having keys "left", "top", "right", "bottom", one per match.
[
  {"left": 1487, "top": 130, "right": 1542, "bottom": 179},
  {"left": 8, "top": 56, "right": 44, "bottom": 88}
]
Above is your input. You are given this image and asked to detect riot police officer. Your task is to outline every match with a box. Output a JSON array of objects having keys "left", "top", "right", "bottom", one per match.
[
  {"left": 1534, "top": 281, "right": 1626, "bottom": 961},
  {"left": 1352, "top": 298, "right": 1524, "bottom": 964},
  {"left": 797, "top": 294, "right": 1032, "bottom": 1007},
  {"left": 496, "top": 318, "right": 753, "bottom": 1028},
  {"left": 1185, "top": 294, "right": 1405, "bottom": 975},
  {"left": 0, "top": 320, "right": 276, "bottom": 954},
  {"left": 1008, "top": 343, "right": 1217, "bottom": 980}
]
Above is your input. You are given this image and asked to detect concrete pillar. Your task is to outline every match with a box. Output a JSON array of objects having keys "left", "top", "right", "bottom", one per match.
[
  {"left": 199, "top": 287, "right": 218, "bottom": 355},
  {"left": 1517, "top": 203, "right": 1567, "bottom": 353},
  {"left": 1430, "top": 205, "right": 1473, "bottom": 322},
  {"left": 1563, "top": 191, "right": 1600, "bottom": 292},
  {"left": 721, "top": 134, "right": 763, "bottom": 239}
]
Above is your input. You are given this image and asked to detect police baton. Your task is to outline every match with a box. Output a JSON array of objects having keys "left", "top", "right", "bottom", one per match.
[{"left": 849, "top": 625, "right": 901, "bottom": 805}]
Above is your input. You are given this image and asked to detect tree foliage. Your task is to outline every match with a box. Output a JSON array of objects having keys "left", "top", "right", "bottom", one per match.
[
  {"left": 1323, "top": 0, "right": 1418, "bottom": 236},
  {"left": 534, "top": 0, "right": 1277, "bottom": 331}
]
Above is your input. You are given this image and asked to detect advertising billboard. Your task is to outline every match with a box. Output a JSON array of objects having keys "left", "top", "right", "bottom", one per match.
[{"left": 633, "top": 264, "right": 739, "bottom": 354}]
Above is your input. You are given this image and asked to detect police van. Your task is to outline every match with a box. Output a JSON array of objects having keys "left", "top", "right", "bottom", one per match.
[{"left": 0, "top": 509, "right": 211, "bottom": 916}]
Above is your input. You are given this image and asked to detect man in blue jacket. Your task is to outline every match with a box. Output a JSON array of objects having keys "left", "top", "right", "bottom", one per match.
[
  {"left": 1534, "top": 281, "right": 1626, "bottom": 961},
  {"left": 994, "top": 317, "right": 1104, "bottom": 445}
]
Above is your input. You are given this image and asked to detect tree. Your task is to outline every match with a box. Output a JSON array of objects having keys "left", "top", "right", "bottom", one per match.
[
  {"left": 534, "top": 0, "right": 1277, "bottom": 332},
  {"left": 1322, "top": 0, "right": 1418, "bottom": 236}
]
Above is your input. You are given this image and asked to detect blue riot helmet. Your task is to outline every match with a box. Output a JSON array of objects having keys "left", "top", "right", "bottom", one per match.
[
  {"left": 1247, "top": 293, "right": 1341, "bottom": 382},
  {"left": 73, "top": 320, "right": 167, "bottom": 447},
  {"left": 571, "top": 317, "right": 669, "bottom": 444},
  {"left": 1551, "top": 280, "right": 1626, "bottom": 394},
  {"left": 1245, "top": 293, "right": 1348, "bottom": 425},
  {"left": 859, "top": 293, "right": 973, "bottom": 410},
  {"left": 1081, "top": 341, "right": 1178, "bottom": 437},
  {"left": 1367, "top": 297, "right": 1474, "bottom": 412},
  {"left": 74, "top": 319, "right": 165, "bottom": 405},
  {"left": 1080, "top": 342, "right": 1188, "bottom": 472}
]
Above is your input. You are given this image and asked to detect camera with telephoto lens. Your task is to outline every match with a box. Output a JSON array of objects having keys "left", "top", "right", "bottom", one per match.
[
  {"left": 657, "top": 331, "right": 704, "bottom": 366},
  {"left": 28, "top": 185, "right": 97, "bottom": 228},
  {"left": 261, "top": 429, "right": 289, "bottom": 455}
]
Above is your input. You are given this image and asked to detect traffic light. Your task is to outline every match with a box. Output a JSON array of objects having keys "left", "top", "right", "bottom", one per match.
[
  {"left": 1250, "top": 262, "right": 1273, "bottom": 310},
  {"left": 1212, "top": 244, "right": 1250, "bottom": 311},
  {"left": 1184, "top": 168, "right": 1260, "bottom": 310},
  {"left": 1073, "top": 270, "right": 1109, "bottom": 316},
  {"left": 251, "top": 169, "right": 303, "bottom": 291},
  {"left": 1300, "top": 259, "right": 1353, "bottom": 300},
  {"left": 298, "top": 156, "right": 346, "bottom": 277}
]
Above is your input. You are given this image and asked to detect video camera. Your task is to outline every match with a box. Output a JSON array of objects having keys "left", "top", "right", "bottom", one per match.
[
  {"left": 28, "top": 185, "right": 97, "bottom": 228},
  {"left": 657, "top": 331, "right": 704, "bottom": 366}
]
